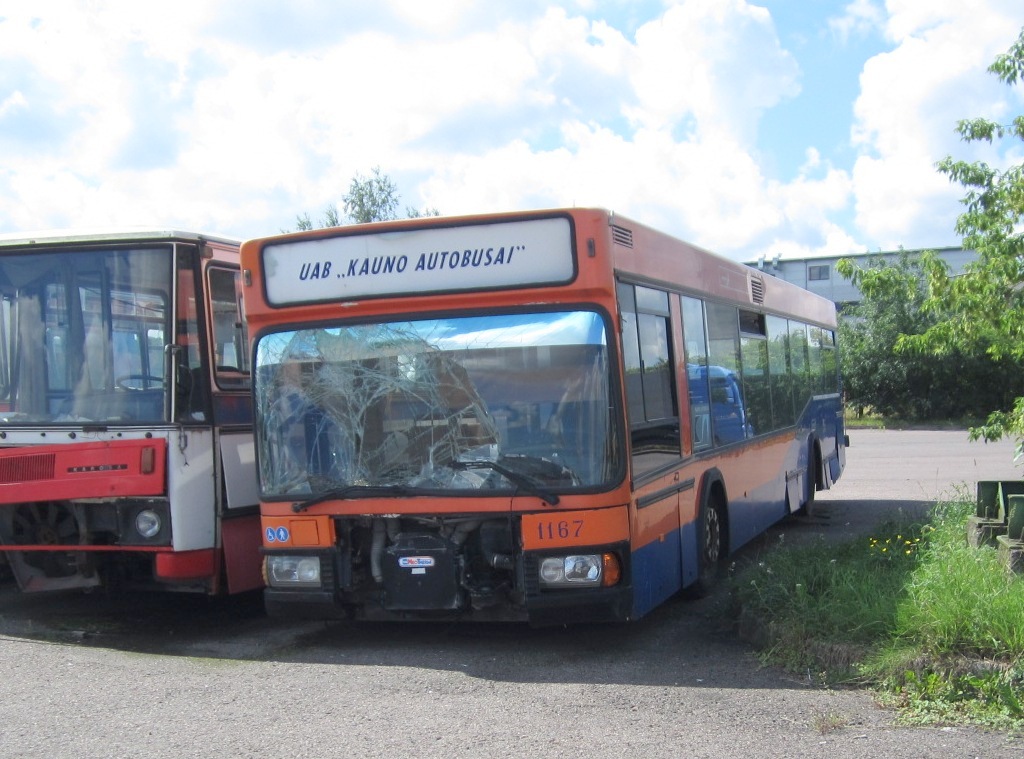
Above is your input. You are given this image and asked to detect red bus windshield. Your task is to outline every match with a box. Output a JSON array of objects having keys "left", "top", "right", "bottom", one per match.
[{"left": 0, "top": 246, "right": 173, "bottom": 425}]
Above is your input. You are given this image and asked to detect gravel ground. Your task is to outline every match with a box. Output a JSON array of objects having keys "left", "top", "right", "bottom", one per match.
[{"left": 0, "top": 428, "right": 1022, "bottom": 758}]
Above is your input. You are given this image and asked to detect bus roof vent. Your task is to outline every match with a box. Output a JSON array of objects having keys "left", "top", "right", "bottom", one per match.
[
  {"left": 611, "top": 224, "right": 634, "bottom": 249},
  {"left": 750, "top": 274, "right": 765, "bottom": 305}
]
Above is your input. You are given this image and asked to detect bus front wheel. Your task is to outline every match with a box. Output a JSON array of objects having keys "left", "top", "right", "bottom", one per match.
[{"left": 688, "top": 489, "right": 725, "bottom": 598}]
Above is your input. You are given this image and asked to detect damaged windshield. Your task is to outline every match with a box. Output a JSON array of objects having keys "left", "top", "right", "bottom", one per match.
[{"left": 254, "top": 310, "right": 619, "bottom": 498}]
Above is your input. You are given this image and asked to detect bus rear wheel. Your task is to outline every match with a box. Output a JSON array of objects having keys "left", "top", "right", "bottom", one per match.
[{"left": 796, "top": 440, "right": 821, "bottom": 518}]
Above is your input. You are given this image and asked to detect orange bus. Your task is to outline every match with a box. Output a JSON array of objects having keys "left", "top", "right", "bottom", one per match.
[
  {"left": 240, "top": 209, "right": 846, "bottom": 623},
  {"left": 0, "top": 230, "right": 262, "bottom": 594}
]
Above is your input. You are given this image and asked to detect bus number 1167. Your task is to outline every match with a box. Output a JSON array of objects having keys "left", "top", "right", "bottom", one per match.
[{"left": 536, "top": 520, "right": 585, "bottom": 541}]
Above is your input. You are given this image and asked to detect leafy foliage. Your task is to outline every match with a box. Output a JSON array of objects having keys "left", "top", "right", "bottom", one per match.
[
  {"left": 836, "top": 254, "right": 1024, "bottom": 420},
  {"left": 290, "top": 167, "right": 439, "bottom": 230},
  {"left": 901, "top": 29, "right": 1024, "bottom": 442},
  {"left": 341, "top": 166, "right": 400, "bottom": 224}
]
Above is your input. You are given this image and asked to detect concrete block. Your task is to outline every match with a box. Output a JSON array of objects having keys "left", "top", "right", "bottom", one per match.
[
  {"left": 997, "top": 535, "right": 1024, "bottom": 575},
  {"left": 977, "top": 480, "right": 1002, "bottom": 519},
  {"left": 1009, "top": 494, "right": 1024, "bottom": 541},
  {"left": 998, "top": 482, "right": 1024, "bottom": 521},
  {"left": 967, "top": 515, "right": 1007, "bottom": 548}
]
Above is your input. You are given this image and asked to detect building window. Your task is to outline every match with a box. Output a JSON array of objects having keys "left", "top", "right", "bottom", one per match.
[{"left": 808, "top": 264, "right": 830, "bottom": 281}]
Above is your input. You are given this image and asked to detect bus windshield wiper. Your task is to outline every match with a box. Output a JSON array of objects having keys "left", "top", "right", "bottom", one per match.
[
  {"left": 449, "top": 459, "right": 560, "bottom": 506},
  {"left": 292, "top": 484, "right": 418, "bottom": 513}
]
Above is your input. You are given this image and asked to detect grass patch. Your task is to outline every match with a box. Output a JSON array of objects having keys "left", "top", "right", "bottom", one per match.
[
  {"left": 811, "top": 709, "right": 851, "bottom": 735},
  {"left": 843, "top": 408, "right": 985, "bottom": 431},
  {"left": 730, "top": 499, "right": 1024, "bottom": 733},
  {"left": 844, "top": 411, "right": 888, "bottom": 429}
]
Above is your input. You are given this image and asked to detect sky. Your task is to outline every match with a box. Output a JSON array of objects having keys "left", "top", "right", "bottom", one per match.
[{"left": 1, "top": 1, "right": 1023, "bottom": 262}]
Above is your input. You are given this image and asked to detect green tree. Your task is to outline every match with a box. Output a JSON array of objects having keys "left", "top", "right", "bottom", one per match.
[
  {"left": 837, "top": 253, "right": 1024, "bottom": 421},
  {"left": 342, "top": 166, "right": 400, "bottom": 224},
  {"left": 903, "top": 29, "right": 1024, "bottom": 445},
  {"left": 838, "top": 254, "right": 930, "bottom": 418},
  {"left": 291, "top": 167, "right": 438, "bottom": 230}
]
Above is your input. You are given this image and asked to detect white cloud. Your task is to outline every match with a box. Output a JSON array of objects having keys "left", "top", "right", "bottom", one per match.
[
  {"left": 437, "top": 0, "right": 805, "bottom": 253},
  {"left": 848, "top": 1, "right": 1024, "bottom": 248},
  {"left": 829, "top": 0, "right": 885, "bottom": 43},
  {"left": 384, "top": 0, "right": 479, "bottom": 34},
  {"left": 626, "top": 0, "right": 799, "bottom": 141},
  {"left": 1, "top": 0, "right": 1022, "bottom": 263},
  {"left": 0, "top": 91, "right": 27, "bottom": 118}
]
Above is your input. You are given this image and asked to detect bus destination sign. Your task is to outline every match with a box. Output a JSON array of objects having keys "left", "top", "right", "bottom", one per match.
[{"left": 262, "top": 216, "right": 575, "bottom": 305}]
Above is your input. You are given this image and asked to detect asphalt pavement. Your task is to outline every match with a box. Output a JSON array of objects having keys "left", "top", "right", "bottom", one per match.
[{"left": 0, "top": 428, "right": 1021, "bottom": 758}]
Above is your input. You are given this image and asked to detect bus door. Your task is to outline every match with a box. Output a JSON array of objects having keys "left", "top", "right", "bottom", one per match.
[{"left": 206, "top": 263, "right": 261, "bottom": 593}]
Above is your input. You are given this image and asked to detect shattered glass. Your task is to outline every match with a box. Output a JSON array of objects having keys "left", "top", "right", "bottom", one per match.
[{"left": 254, "top": 310, "right": 619, "bottom": 497}]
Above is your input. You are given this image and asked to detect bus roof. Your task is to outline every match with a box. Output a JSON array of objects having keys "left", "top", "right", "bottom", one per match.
[
  {"left": 0, "top": 228, "right": 240, "bottom": 247},
  {"left": 242, "top": 207, "right": 838, "bottom": 328},
  {"left": 597, "top": 209, "right": 838, "bottom": 327}
]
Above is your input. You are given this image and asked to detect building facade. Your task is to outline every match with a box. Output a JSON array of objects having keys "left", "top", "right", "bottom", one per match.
[{"left": 745, "top": 247, "right": 974, "bottom": 311}]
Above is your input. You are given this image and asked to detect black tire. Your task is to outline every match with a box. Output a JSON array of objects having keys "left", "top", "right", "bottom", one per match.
[
  {"left": 795, "top": 441, "right": 820, "bottom": 518},
  {"left": 686, "top": 489, "right": 725, "bottom": 598}
]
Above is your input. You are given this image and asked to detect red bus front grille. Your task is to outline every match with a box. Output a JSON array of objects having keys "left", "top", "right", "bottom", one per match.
[
  {"left": 0, "top": 439, "right": 166, "bottom": 504},
  {"left": 0, "top": 453, "right": 56, "bottom": 484}
]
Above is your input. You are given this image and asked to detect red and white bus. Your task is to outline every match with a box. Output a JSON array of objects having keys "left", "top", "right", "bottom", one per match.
[
  {"left": 240, "top": 209, "right": 846, "bottom": 623},
  {"left": 0, "top": 230, "right": 262, "bottom": 594}
]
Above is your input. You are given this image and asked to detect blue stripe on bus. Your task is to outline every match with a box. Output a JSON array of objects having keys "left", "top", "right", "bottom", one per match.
[{"left": 630, "top": 527, "right": 683, "bottom": 618}]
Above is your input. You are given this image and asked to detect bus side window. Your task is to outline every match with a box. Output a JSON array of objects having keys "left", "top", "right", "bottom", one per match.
[
  {"left": 705, "top": 301, "right": 750, "bottom": 444},
  {"left": 617, "top": 282, "right": 680, "bottom": 471},
  {"left": 790, "top": 322, "right": 811, "bottom": 415},
  {"left": 681, "top": 295, "right": 712, "bottom": 453},
  {"left": 739, "top": 309, "right": 770, "bottom": 436},
  {"left": 176, "top": 247, "right": 208, "bottom": 422},
  {"left": 766, "top": 315, "right": 794, "bottom": 428},
  {"left": 209, "top": 267, "right": 250, "bottom": 390}
]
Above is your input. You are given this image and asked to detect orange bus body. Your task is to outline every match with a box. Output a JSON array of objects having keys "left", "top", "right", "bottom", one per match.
[{"left": 241, "top": 209, "right": 845, "bottom": 623}]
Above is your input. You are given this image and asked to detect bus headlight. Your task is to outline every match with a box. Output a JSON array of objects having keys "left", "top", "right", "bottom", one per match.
[
  {"left": 266, "top": 555, "right": 322, "bottom": 588},
  {"left": 135, "top": 509, "right": 162, "bottom": 539},
  {"left": 539, "top": 555, "right": 603, "bottom": 588}
]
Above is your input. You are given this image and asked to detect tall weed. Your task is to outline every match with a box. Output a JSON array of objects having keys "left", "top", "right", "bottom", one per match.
[
  {"left": 730, "top": 499, "right": 1024, "bottom": 730},
  {"left": 893, "top": 499, "right": 1024, "bottom": 659}
]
